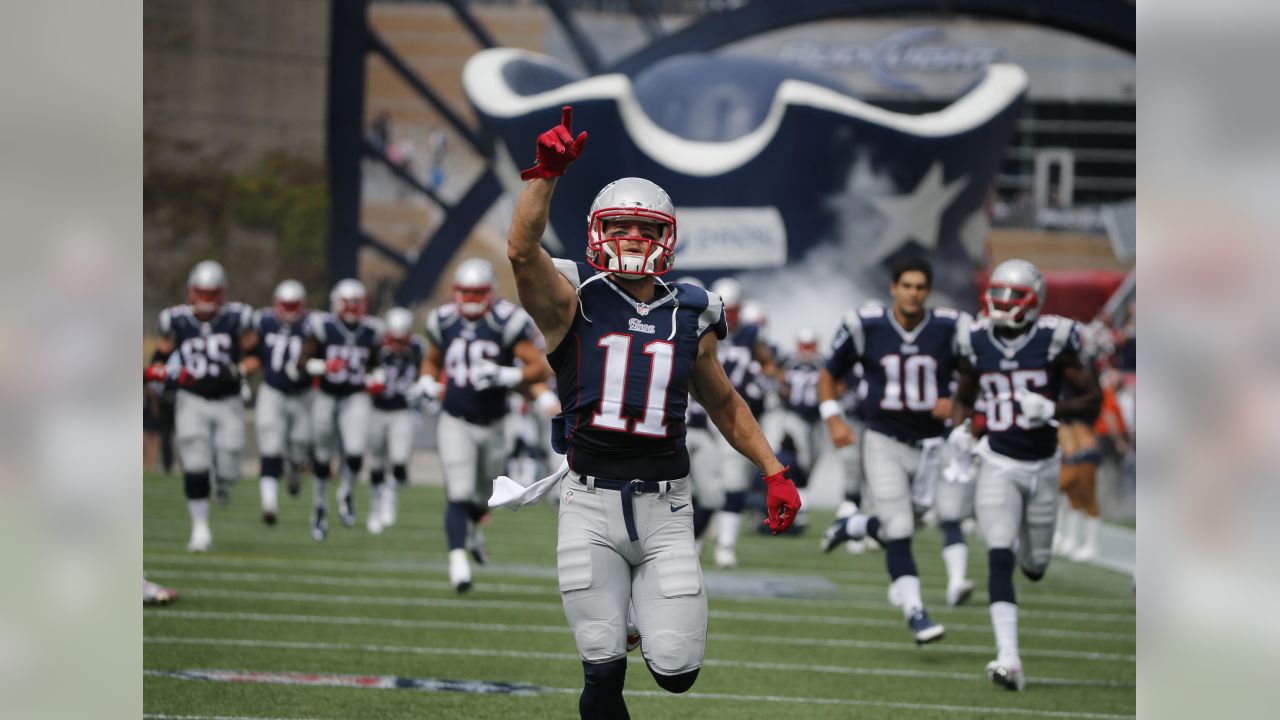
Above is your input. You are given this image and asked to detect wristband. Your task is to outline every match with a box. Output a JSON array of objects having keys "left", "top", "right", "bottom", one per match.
[{"left": 819, "top": 399, "right": 842, "bottom": 421}]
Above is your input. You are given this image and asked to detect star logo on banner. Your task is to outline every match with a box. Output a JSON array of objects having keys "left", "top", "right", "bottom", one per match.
[{"left": 864, "top": 162, "right": 970, "bottom": 263}]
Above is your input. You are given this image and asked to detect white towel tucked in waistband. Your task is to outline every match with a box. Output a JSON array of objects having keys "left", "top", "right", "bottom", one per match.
[{"left": 488, "top": 460, "right": 569, "bottom": 510}]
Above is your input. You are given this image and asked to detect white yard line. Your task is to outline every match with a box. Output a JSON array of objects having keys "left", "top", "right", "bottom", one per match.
[
  {"left": 166, "top": 587, "right": 1133, "bottom": 648},
  {"left": 145, "top": 616, "right": 1134, "bottom": 666},
  {"left": 143, "top": 552, "right": 1138, "bottom": 611},
  {"left": 144, "top": 647, "right": 1133, "bottom": 719}
]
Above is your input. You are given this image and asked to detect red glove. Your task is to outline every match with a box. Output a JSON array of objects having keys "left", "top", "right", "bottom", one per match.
[
  {"left": 520, "top": 106, "right": 588, "bottom": 181},
  {"left": 762, "top": 467, "right": 802, "bottom": 535},
  {"left": 176, "top": 368, "right": 197, "bottom": 388},
  {"left": 325, "top": 357, "right": 347, "bottom": 374},
  {"left": 143, "top": 364, "right": 168, "bottom": 383}
]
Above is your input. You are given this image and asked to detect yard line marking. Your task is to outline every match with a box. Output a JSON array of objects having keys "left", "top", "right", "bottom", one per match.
[
  {"left": 145, "top": 620, "right": 1134, "bottom": 667},
  {"left": 144, "top": 664, "right": 1135, "bottom": 717},
  {"left": 144, "top": 715, "right": 325, "bottom": 720},
  {"left": 142, "top": 553, "right": 1138, "bottom": 610},
  {"left": 145, "top": 648, "right": 1136, "bottom": 712},
  {"left": 164, "top": 589, "right": 1134, "bottom": 656},
  {"left": 144, "top": 569, "right": 554, "bottom": 596},
  {"left": 145, "top": 566, "right": 1135, "bottom": 629}
]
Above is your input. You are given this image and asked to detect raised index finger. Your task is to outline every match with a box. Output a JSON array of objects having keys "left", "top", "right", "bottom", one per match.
[{"left": 561, "top": 106, "right": 573, "bottom": 133}]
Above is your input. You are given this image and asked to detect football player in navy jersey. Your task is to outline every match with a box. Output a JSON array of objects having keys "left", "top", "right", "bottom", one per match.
[
  {"left": 250, "top": 279, "right": 312, "bottom": 525},
  {"left": 414, "top": 258, "right": 553, "bottom": 591},
  {"left": 503, "top": 107, "right": 800, "bottom": 718},
  {"left": 145, "top": 260, "right": 259, "bottom": 552},
  {"left": 776, "top": 329, "right": 825, "bottom": 481},
  {"left": 673, "top": 277, "right": 719, "bottom": 551},
  {"left": 817, "top": 257, "right": 975, "bottom": 644},
  {"left": 949, "top": 259, "right": 1100, "bottom": 691},
  {"left": 298, "top": 279, "right": 383, "bottom": 541},
  {"left": 365, "top": 307, "right": 426, "bottom": 534},
  {"left": 706, "top": 278, "right": 779, "bottom": 568}
]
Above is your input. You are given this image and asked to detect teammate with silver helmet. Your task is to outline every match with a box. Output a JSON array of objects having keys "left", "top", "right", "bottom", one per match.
[
  {"left": 365, "top": 307, "right": 427, "bottom": 534},
  {"left": 949, "top": 258, "right": 1101, "bottom": 691},
  {"left": 145, "top": 260, "right": 259, "bottom": 552},
  {"left": 414, "top": 258, "right": 553, "bottom": 591},
  {"left": 298, "top": 278, "right": 384, "bottom": 540},
  {"left": 249, "top": 279, "right": 313, "bottom": 525},
  {"left": 705, "top": 277, "right": 779, "bottom": 568},
  {"left": 502, "top": 106, "right": 800, "bottom": 717}
]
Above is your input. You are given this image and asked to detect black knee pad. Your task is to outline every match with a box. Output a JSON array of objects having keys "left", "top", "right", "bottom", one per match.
[
  {"left": 988, "top": 548, "right": 1017, "bottom": 603},
  {"left": 580, "top": 658, "right": 629, "bottom": 719},
  {"left": 260, "top": 456, "right": 284, "bottom": 479},
  {"left": 369, "top": 469, "right": 385, "bottom": 486},
  {"left": 647, "top": 665, "right": 699, "bottom": 694},
  {"left": 1021, "top": 565, "right": 1046, "bottom": 582},
  {"left": 345, "top": 455, "right": 363, "bottom": 474},
  {"left": 392, "top": 464, "right": 407, "bottom": 484},
  {"left": 940, "top": 520, "right": 965, "bottom": 548},
  {"left": 184, "top": 471, "right": 211, "bottom": 500},
  {"left": 312, "top": 456, "right": 330, "bottom": 479}
]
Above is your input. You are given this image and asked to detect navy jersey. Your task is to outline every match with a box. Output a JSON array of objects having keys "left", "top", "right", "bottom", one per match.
[
  {"left": 826, "top": 306, "right": 966, "bottom": 443},
  {"left": 372, "top": 336, "right": 427, "bottom": 411},
  {"left": 548, "top": 260, "right": 727, "bottom": 481},
  {"left": 781, "top": 353, "right": 824, "bottom": 421},
  {"left": 719, "top": 323, "right": 767, "bottom": 417},
  {"left": 958, "top": 314, "right": 1082, "bottom": 461},
  {"left": 305, "top": 313, "right": 384, "bottom": 397},
  {"left": 252, "top": 308, "right": 311, "bottom": 394},
  {"left": 425, "top": 299, "right": 538, "bottom": 424},
  {"left": 158, "top": 303, "right": 253, "bottom": 399}
]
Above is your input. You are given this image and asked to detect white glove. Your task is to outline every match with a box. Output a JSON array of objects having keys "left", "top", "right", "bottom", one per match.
[
  {"left": 304, "top": 358, "right": 328, "bottom": 377},
  {"left": 410, "top": 374, "right": 441, "bottom": 402},
  {"left": 470, "top": 360, "right": 523, "bottom": 391},
  {"left": 284, "top": 362, "right": 301, "bottom": 382},
  {"left": 947, "top": 422, "right": 976, "bottom": 455},
  {"left": 534, "top": 389, "right": 561, "bottom": 418},
  {"left": 1015, "top": 388, "right": 1056, "bottom": 426},
  {"left": 240, "top": 378, "right": 254, "bottom": 406}
]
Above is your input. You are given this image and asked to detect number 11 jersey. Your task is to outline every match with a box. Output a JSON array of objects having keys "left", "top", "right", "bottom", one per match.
[{"left": 549, "top": 260, "right": 727, "bottom": 482}]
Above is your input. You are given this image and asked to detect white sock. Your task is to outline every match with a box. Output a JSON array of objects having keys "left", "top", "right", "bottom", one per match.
[
  {"left": 836, "top": 500, "right": 859, "bottom": 518},
  {"left": 313, "top": 478, "right": 329, "bottom": 510},
  {"left": 338, "top": 475, "right": 354, "bottom": 500},
  {"left": 187, "top": 498, "right": 210, "bottom": 522},
  {"left": 891, "top": 575, "right": 924, "bottom": 616},
  {"left": 990, "top": 601, "right": 1020, "bottom": 666},
  {"left": 943, "top": 543, "right": 968, "bottom": 586},
  {"left": 844, "top": 513, "right": 870, "bottom": 538},
  {"left": 1081, "top": 515, "right": 1100, "bottom": 548},
  {"left": 260, "top": 477, "right": 279, "bottom": 512},
  {"left": 1063, "top": 508, "right": 1081, "bottom": 545},
  {"left": 717, "top": 511, "right": 742, "bottom": 549}
]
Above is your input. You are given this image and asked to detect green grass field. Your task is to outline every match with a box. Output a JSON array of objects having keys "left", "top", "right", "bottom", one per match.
[{"left": 144, "top": 470, "right": 1135, "bottom": 719}]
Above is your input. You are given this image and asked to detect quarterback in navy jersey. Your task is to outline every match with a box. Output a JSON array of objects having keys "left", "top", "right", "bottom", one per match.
[
  {"left": 364, "top": 307, "right": 427, "bottom": 534},
  {"left": 297, "top": 278, "right": 384, "bottom": 540},
  {"left": 949, "top": 259, "right": 1100, "bottom": 691},
  {"left": 249, "top": 279, "right": 312, "bottom": 525},
  {"left": 817, "top": 257, "right": 975, "bottom": 644},
  {"left": 503, "top": 107, "right": 800, "bottom": 718},
  {"left": 145, "top": 260, "right": 260, "bottom": 553},
  {"left": 414, "top": 257, "right": 552, "bottom": 592}
]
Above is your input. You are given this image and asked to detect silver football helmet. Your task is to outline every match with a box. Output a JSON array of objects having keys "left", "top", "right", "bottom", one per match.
[
  {"left": 187, "top": 260, "right": 227, "bottom": 317},
  {"left": 330, "top": 278, "right": 368, "bottom": 325},
  {"left": 741, "top": 300, "right": 766, "bottom": 327},
  {"left": 273, "top": 279, "right": 306, "bottom": 323},
  {"left": 586, "top": 177, "right": 677, "bottom": 277},
  {"left": 384, "top": 307, "right": 414, "bottom": 348},
  {"left": 985, "top": 259, "right": 1045, "bottom": 330},
  {"left": 710, "top": 278, "right": 743, "bottom": 308},
  {"left": 453, "top": 258, "right": 495, "bottom": 319},
  {"left": 796, "top": 328, "right": 818, "bottom": 355}
]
